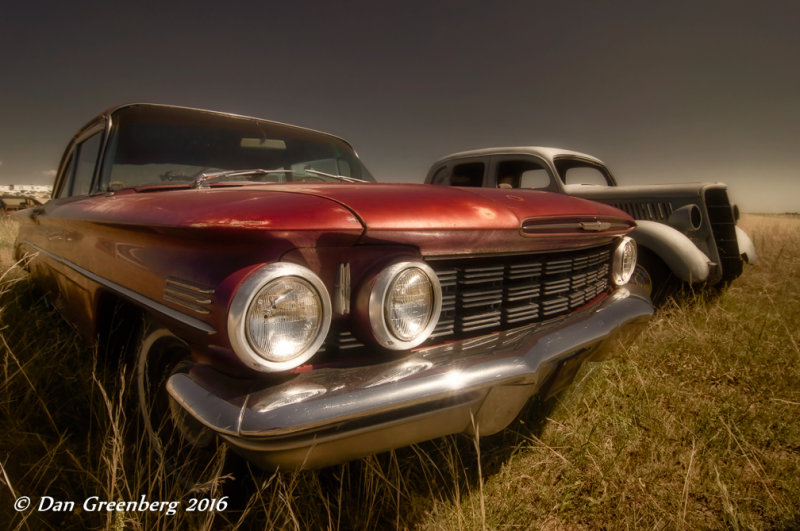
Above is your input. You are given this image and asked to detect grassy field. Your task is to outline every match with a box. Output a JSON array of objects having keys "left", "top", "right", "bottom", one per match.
[{"left": 1, "top": 214, "right": 798, "bottom": 529}]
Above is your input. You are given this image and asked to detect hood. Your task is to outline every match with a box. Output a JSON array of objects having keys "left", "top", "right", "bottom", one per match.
[
  {"left": 567, "top": 182, "right": 728, "bottom": 200},
  {"left": 48, "top": 182, "right": 632, "bottom": 255},
  {"left": 259, "top": 183, "right": 634, "bottom": 255},
  {"left": 261, "top": 182, "right": 631, "bottom": 231}
]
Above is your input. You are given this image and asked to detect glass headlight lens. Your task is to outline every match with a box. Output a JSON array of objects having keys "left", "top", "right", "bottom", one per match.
[
  {"left": 385, "top": 268, "right": 434, "bottom": 341},
  {"left": 245, "top": 277, "right": 323, "bottom": 362},
  {"left": 612, "top": 236, "right": 637, "bottom": 286},
  {"left": 367, "top": 261, "right": 442, "bottom": 350},
  {"left": 228, "top": 262, "right": 331, "bottom": 373}
]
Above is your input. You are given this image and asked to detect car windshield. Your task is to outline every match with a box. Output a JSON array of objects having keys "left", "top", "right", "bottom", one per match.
[{"left": 98, "top": 106, "right": 375, "bottom": 191}]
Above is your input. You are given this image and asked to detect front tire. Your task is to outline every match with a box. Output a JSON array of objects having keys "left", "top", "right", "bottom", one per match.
[
  {"left": 631, "top": 247, "right": 680, "bottom": 306},
  {"left": 135, "top": 318, "right": 214, "bottom": 456}
]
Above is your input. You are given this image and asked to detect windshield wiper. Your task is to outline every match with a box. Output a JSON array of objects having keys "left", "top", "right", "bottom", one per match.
[
  {"left": 303, "top": 169, "right": 367, "bottom": 183},
  {"left": 192, "top": 167, "right": 368, "bottom": 189},
  {"left": 192, "top": 169, "right": 292, "bottom": 189}
]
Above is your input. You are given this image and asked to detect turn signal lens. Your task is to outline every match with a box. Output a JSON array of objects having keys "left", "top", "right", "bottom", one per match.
[{"left": 612, "top": 236, "right": 637, "bottom": 286}]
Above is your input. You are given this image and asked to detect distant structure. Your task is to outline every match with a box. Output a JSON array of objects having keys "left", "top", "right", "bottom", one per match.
[{"left": 0, "top": 184, "right": 52, "bottom": 196}]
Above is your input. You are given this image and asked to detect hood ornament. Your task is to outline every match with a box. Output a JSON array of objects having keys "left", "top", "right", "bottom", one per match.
[{"left": 579, "top": 220, "right": 612, "bottom": 232}]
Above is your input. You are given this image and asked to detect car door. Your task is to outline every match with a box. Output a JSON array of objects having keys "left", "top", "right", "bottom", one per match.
[{"left": 20, "top": 122, "right": 107, "bottom": 333}]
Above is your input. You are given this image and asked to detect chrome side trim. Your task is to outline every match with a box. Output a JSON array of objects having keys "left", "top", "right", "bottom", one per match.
[
  {"left": 164, "top": 277, "right": 214, "bottom": 314},
  {"left": 333, "top": 262, "right": 351, "bottom": 315},
  {"left": 521, "top": 218, "right": 630, "bottom": 234},
  {"left": 164, "top": 277, "right": 215, "bottom": 294},
  {"left": 22, "top": 240, "right": 216, "bottom": 334},
  {"left": 163, "top": 294, "right": 211, "bottom": 314}
]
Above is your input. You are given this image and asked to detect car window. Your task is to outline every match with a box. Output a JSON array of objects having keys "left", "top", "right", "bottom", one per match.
[
  {"left": 57, "top": 153, "right": 76, "bottom": 199},
  {"left": 520, "top": 169, "right": 550, "bottom": 188},
  {"left": 451, "top": 162, "right": 484, "bottom": 186},
  {"left": 70, "top": 133, "right": 102, "bottom": 196},
  {"left": 495, "top": 159, "right": 551, "bottom": 189},
  {"left": 562, "top": 166, "right": 608, "bottom": 186},
  {"left": 99, "top": 109, "right": 374, "bottom": 190},
  {"left": 429, "top": 166, "right": 451, "bottom": 185}
]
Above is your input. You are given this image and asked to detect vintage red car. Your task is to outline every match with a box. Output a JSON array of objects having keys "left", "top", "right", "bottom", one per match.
[{"left": 14, "top": 104, "right": 652, "bottom": 468}]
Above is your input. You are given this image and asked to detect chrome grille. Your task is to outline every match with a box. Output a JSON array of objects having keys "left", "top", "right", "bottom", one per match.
[
  {"left": 430, "top": 244, "right": 612, "bottom": 339},
  {"left": 704, "top": 188, "right": 742, "bottom": 281},
  {"left": 322, "top": 244, "right": 613, "bottom": 352}
]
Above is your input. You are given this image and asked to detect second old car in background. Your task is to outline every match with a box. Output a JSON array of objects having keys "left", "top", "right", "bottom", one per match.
[
  {"left": 14, "top": 105, "right": 652, "bottom": 469},
  {"left": 426, "top": 147, "right": 756, "bottom": 304}
]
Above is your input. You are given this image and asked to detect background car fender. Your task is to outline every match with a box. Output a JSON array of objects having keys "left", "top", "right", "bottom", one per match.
[
  {"left": 631, "top": 220, "right": 711, "bottom": 283},
  {"left": 735, "top": 226, "right": 757, "bottom": 264}
]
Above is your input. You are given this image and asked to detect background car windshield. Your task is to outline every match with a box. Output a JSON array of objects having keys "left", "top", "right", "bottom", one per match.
[{"left": 99, "top": 107, "right": 375, "bottom": 190}]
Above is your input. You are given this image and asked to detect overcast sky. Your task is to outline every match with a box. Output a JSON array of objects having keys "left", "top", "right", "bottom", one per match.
[{"left": 1, "top": 0, "right": 798, "bottom": 212}]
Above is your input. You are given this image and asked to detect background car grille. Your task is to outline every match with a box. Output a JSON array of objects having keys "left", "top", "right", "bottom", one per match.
[
  {"left": 704, "top": 188, "right": 743, "bottom": 281},
  {"left": 322, "top": 244, "right": 613, "bottom": 353}
]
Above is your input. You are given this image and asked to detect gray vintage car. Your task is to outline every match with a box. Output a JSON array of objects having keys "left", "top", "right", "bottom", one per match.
[{"left": 426, "top": 147, "right": 756, "bottom": 303}]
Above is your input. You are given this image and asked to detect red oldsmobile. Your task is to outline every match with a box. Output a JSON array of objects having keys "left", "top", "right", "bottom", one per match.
[{"left": 14, "top": 104, "right": 652, "bottom": 468}]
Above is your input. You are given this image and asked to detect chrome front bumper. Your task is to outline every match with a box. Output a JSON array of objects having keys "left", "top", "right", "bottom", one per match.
[{"left": 167, "top": 286, "right": 652, "bottom": 469}]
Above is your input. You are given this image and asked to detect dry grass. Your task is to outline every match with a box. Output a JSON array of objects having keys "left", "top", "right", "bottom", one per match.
[{"left": 1, "top": 214, "right": 798, "bottom": 529}]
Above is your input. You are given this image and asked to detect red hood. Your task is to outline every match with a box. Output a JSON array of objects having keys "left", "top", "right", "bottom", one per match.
[
  {"left": 49, "top": 182, "right": 632, "bottom": 255},
  {"left": 257, "top": 182, "right": 634, "bottom": 255},
  {"left": 253, "top": 182, "right": 630, "bottom": 230}
]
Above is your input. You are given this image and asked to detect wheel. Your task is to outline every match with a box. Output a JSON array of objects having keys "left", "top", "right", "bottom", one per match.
[
  {"left": 135, "top": 318, "right": 214, "bottom": 457},
  {"left": 630, "top": 247, "right": 680, "bottom": 306}
]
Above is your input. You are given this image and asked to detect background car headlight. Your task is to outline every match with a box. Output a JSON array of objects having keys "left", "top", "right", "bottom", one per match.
[
  {"left": 369, "top": 261, "right": 441, "bottom": 350},
  {"left": 612, "top": 236, "right": 637, "bottom": 286},
  {"left": 228, "top": 263, "right": 331, "bottom": 372}
]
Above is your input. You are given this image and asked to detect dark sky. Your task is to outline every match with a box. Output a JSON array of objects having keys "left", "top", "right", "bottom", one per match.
[{"left": 1, "top": 0, "right": 798, "bottom": 211}]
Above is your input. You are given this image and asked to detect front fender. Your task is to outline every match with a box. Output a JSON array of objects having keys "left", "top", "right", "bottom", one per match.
[
  {"left": 735, "top": 226, "right": 757, "bottom": 264},
  {"left": 631, "top": 220, "right": 710, "bottom": 283}
]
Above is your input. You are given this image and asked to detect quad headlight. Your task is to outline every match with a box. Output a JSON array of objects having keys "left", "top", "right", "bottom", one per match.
[
  {"left": 612, "top": 236, "right": 637, "bottom": 286},
  {"left": 228, "top": 263, "right": 331, "bottom": 372},
  {"left": 368, "top": 261, "right": 442, "bottom": 350}
]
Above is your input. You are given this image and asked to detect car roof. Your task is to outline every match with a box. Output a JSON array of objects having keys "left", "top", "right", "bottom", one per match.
[
  {"left": 71, "top": 103, "right": 356, "bottom": 151},
  {"left": 433, "top": 146, "right": 605, "bottom": 165}
]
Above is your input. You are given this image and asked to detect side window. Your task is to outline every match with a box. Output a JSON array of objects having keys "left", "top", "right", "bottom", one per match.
[
  {"left": 520, "top": 169, "right": 550, "bottom": 188},
  {"left": 451, "top": 162, "right": 484, "bottom": 187},
  {"left": 71, "top": 133, "right": 102, "bottom": 196},
  {"left": 57, "top": 153, "right": 76, "bottom": 199},
  {"left": 562, "top": 166, "right": 609, "bottom": 186},
  {"left": 430, "top": 166, "right": 451, "bottom": 185},
  {"left": 495, "top": 159, "right": 551, "bottom": 189}
]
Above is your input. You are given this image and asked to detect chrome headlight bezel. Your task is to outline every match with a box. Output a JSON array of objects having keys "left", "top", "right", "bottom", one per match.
[
  {"left": 611, "top": 236, "right": 637, "bottom": 286},
  {"left": 368, "top": 261, "right": 442, "bottom": 350},
  {"left": 228, "top": 263, "right": 331, "bottom": 372}
]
